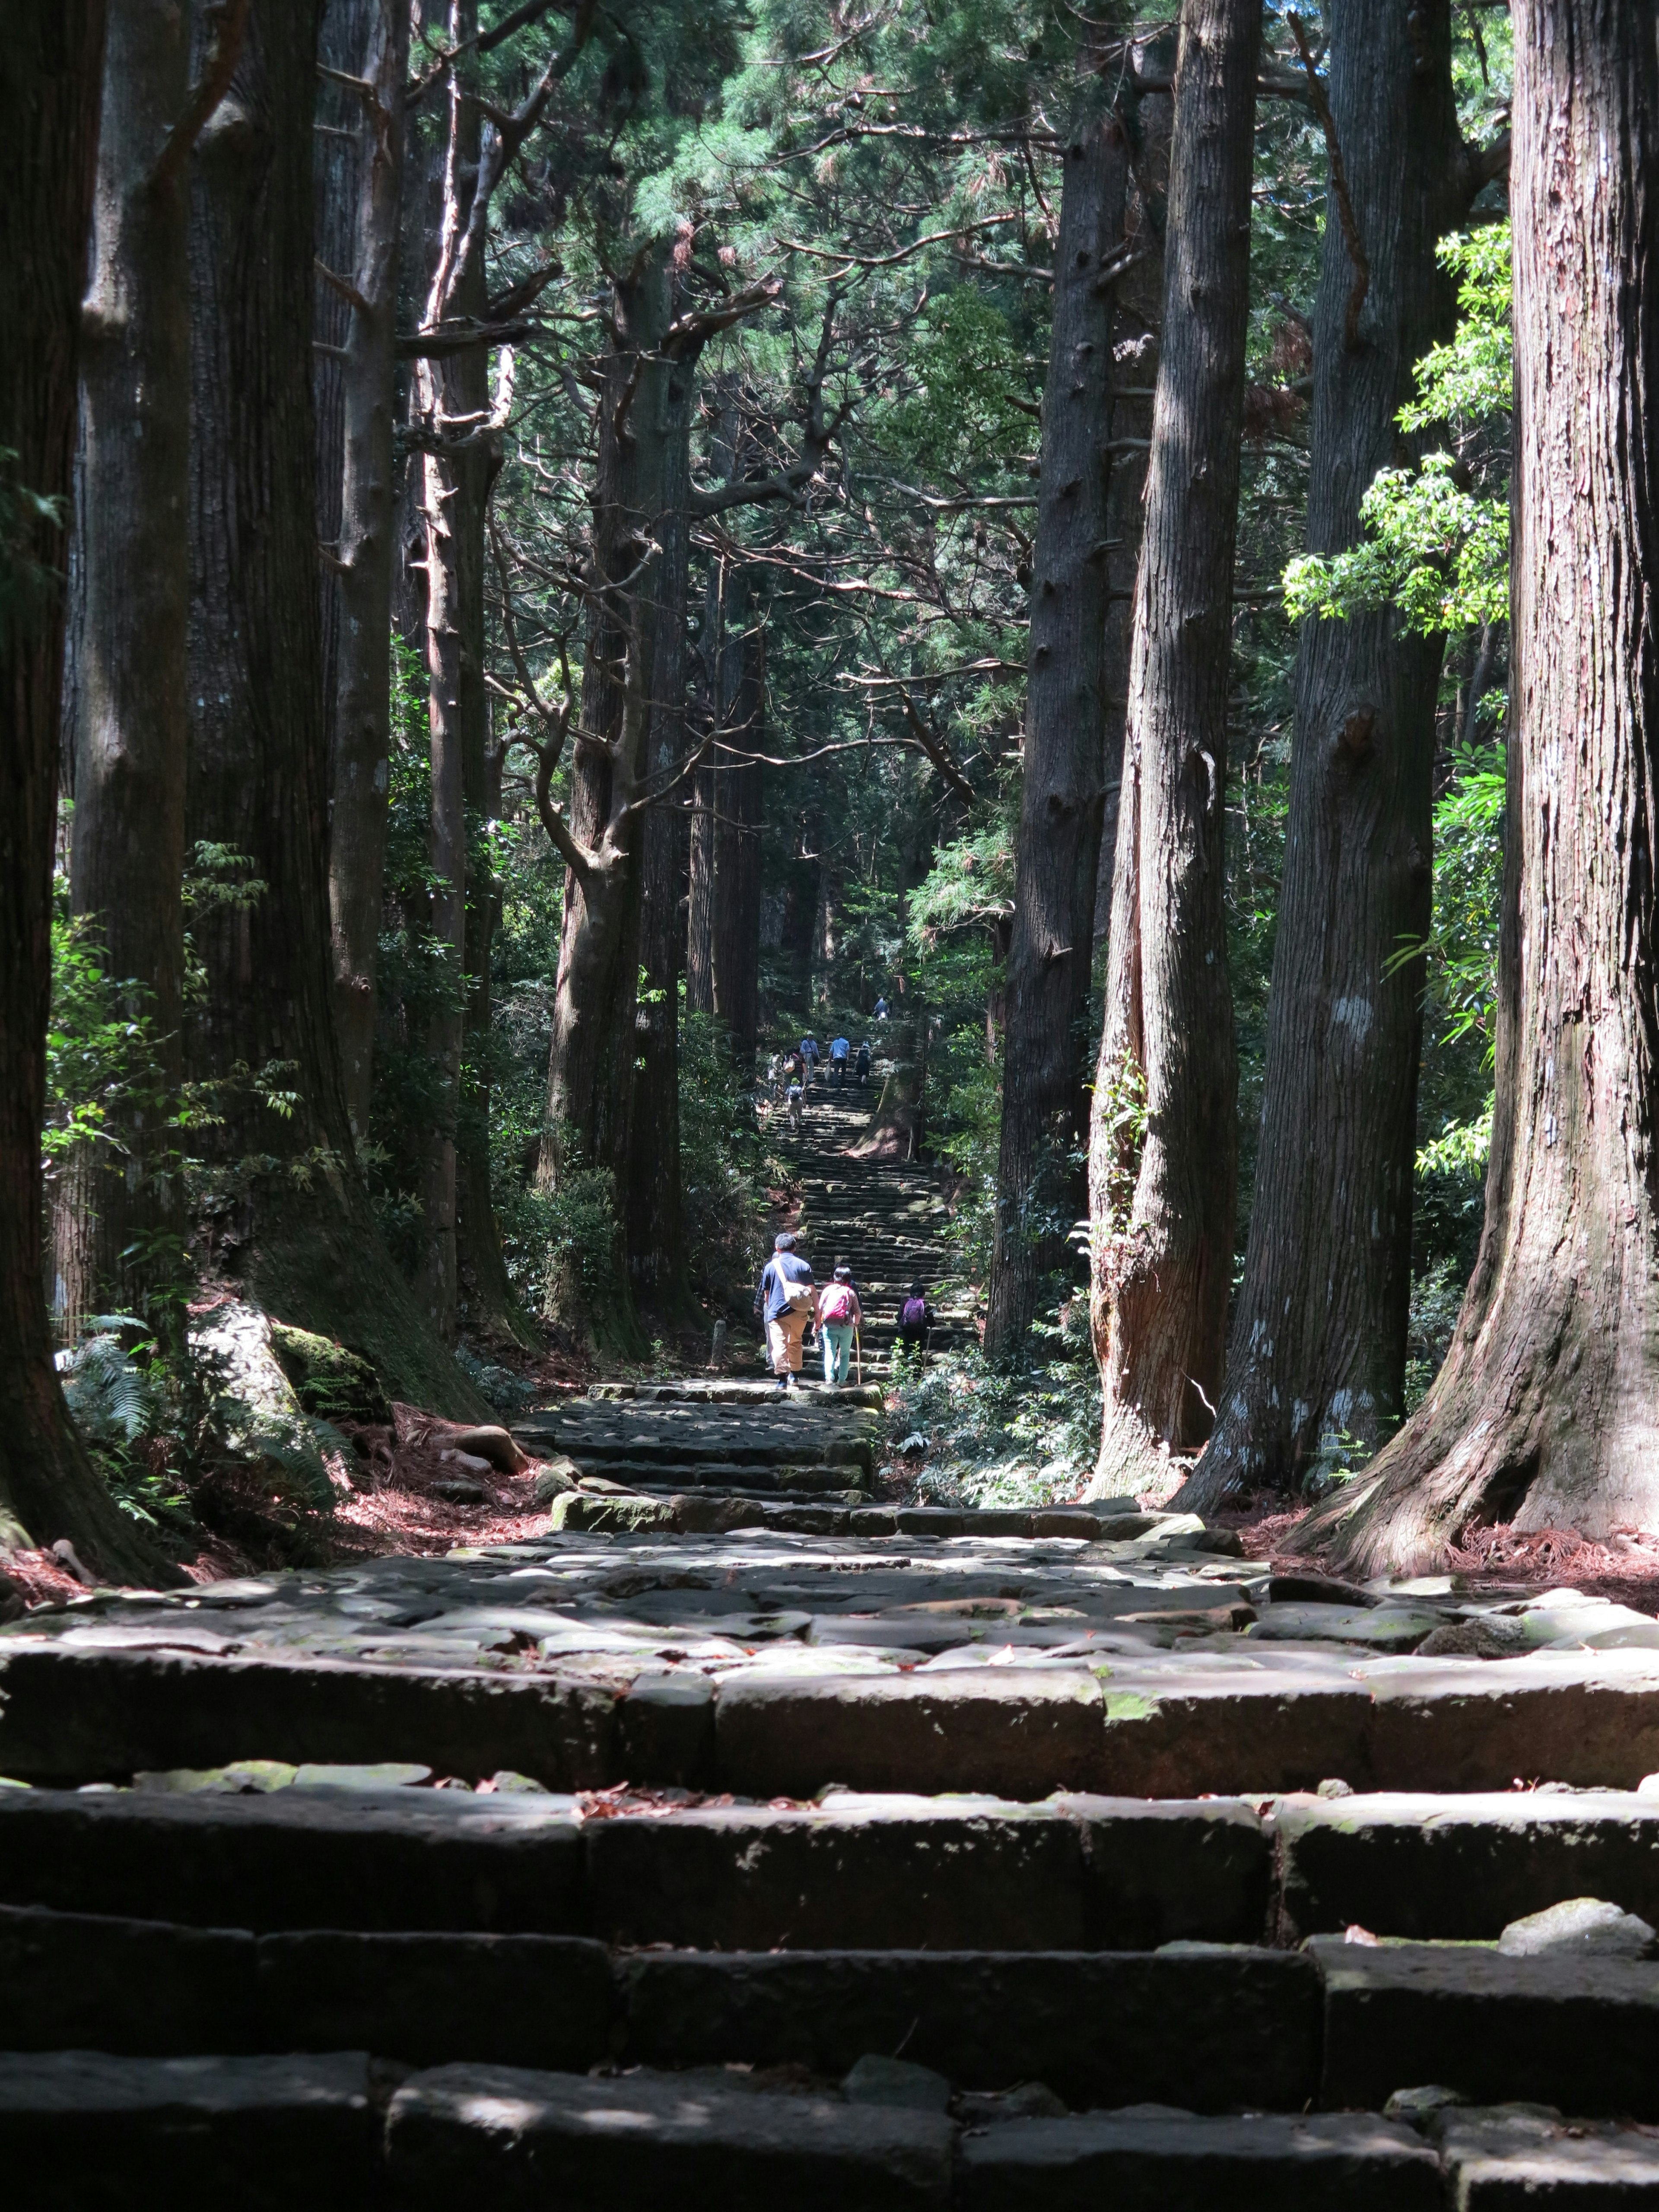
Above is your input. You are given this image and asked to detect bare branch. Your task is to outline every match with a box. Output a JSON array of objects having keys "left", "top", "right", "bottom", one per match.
[{"left": 150, "top": 0, "right": 249, "bottom": 192}]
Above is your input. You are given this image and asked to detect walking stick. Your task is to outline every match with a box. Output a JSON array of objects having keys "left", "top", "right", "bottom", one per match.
[{"left": 855, "top": 1326, "right": 862, "bottom": 1385}]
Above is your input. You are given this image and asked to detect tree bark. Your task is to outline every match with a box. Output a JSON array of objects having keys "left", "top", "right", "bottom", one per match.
[
  {"left": 1086, "top": 0, "right": 1258, "bottom": 1491},
  {"left": 1178, "top": 0, "right": 1466, "bottom": 1512},
  {"left": 321, "top": 0, "right": 407, "bottom": 1146},
  {"left": 983, "top": 80, "right": 1131, "bottom": 1363},
  {"left": 63, "top": 0, "right": 239, "bottom": 1329},
  {"left": 623, "top": 315, "right": 695, "bottom": 1313},
  {"left": 185, "top": 0, "right": 485, "bottom": 1420},
  {"left": 714, "top": 625, "right": 766, "bottom": 1066},
  {"left": 1093, "top": 57, "right": 1174, "bottom": 952},
  {"left": 0, "top": 0, "right": 172, "bottom": 1577},
  {"left": 411, "top": 2, "right": 484, "bottom": 1342},
  {"left": 536, "top": 248, "right": 671, "bottom": 1332},
  {"left": 1298, "top": 0, "right": 1659, "bottom": 1571}
]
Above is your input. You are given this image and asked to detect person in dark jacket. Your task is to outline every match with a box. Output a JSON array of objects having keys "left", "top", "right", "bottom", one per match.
[
  {"left": 754, "top": 1231, "right": 815, "bottom": 1390},
  {"left": 896, "top": 1279, "right": 933, "bottom": 1359},
  {"left": 855, "top": 1040, "right": 871, "bottom": 1087}
]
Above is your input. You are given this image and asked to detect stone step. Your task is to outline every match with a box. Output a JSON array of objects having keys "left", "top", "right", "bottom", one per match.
[
  {"left": 0, "top": 1786, "right": 1268, "bottom": 1947},
  {"left": 521, "top": 1438, "right": 876, "bottom": 1476},
  {"left": 0, "top": 1911, "right": 1316, "bottom": 2109},
  {"left": 578, "top": 1382, "right": 886, "bottom": 1410},
  {"left": 16, "top": 1777, "right": 1659, "bottom": 1959},
  {"left": 565, "top": 1468, "right": 871, "bottom": 1497},
  {"left": 544, "top": 1495, "right": 1147, "bottom": 1540},
  {"left": 14, "top": 2049, "right": 1654, "bottom": 2212},
  {"left": 11, "top": 1639, "right": 1659, "bottom": 1797}
]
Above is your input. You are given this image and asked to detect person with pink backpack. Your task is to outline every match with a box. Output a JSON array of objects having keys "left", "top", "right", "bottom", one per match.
[{"left": 815, "top": 1265, "right": 863, "bottom": 1389}]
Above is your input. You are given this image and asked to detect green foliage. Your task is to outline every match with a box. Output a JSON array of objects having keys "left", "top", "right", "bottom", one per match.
[
  {"left": 891, "top": 1309, "right": 1100, "bottom": 1508},
  {"left": 44, "top": 907, "right": 164, "bottom": 1165},
  {"left": 1283, "top": 228, "right": 1511, "bottom": 637}
]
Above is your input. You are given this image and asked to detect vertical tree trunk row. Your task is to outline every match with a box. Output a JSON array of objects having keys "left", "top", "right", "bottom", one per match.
[
  {"left": 322, "top": 0, "right": 408, "bottom": 1147},
  {"left": 983, "top": 77, "right": 1131, "bottom": 1363},
  {"left": 62, "top": 0, "right": 201, "bottom": 1326},
  {"left": 1181, "top": 0, "right": 1467, "bottom": 1510},
  {"left": 1306, "top": 0, "right": 1659, "bottom": 1570},
  {"left": 0, "top": 0, "right": 170, "bottom": 1576},
  {"left": 713, "top": 624, "right": 766, "bottom": 1065},
  {"left": 1087, "top": 0, "right": 1259, "bottom": 1491},
  {"left": 184, "top": 0, "right": 483, "bottom": 1417}
]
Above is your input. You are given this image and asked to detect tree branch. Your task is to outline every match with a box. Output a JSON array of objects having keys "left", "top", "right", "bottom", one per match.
[{"left": 150, "top": 0, "right": 249, "bottom": 193}]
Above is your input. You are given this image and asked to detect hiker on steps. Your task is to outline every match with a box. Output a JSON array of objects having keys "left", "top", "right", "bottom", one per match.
[
  {"left": 815, "top": 1266, "right": 861, "bottom": 1389},
  {"left": 755, "top": 1232, "right": 815, "bottom": 1391},
  {"left": 829, "top": 1033, "right": 850, "bottom": 1088},
  {"left": 855, "top": 1039, "right": 871, "bottom": 1088},
  {"left": 897, "top": 1280, "right": 934, "bottom": 1360},
  {"left": 799, "top": 1033, "right": 821, "bottom": 1087}
]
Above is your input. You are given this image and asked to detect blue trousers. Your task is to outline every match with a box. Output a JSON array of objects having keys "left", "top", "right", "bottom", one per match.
[{"left": 821, "top": 1322, "right": 855, "bottom": 1386}]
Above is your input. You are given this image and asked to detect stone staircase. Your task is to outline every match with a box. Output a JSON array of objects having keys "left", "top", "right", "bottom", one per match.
[
  {"left": 9, "top": 1498, "right": 1659, "bottom": 2198},
  {"left": 781, "top": 1028, "right": 977, "bottom": 1372}
]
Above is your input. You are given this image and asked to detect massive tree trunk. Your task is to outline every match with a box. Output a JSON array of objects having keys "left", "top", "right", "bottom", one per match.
[
  {"left": 713, "top": 625, "right": 765, "bottom": 1066},
  {"left": 62, "top": 0, "right": 246, "bottom": 1332},
  {"left": 185, "top": 0, "right": 484, "bottom": 1420},
  {"left": 624, "top": 327, "right": 695, "bottom": 1313},
  {"left": 1178, "top": 0, "right": 1466, "bottom": 1512},
  {"left": 1093, "top": 53, "right": 1174, "bottom": 952},
  {"left": 536, "top": 248, "right": 671, "bottom": 1331},
  {"left": 321, "top": 0, "right": 407, "bottom": 1146},
  {"left": 983, "top": 80, "right": 1131, "bottom": 1363},
  {"left": 1300, "top": 0, "right": 1659, "bottom": 1572},
  {"left": 0, "top": 0, "right": 170, "bottom": 1578},
  {"left": 1086, "top": 0, "right": 1258, "bottom": 1492},
  {"left": 411, "top": 8, "right": 484, "bottom": 1342}
]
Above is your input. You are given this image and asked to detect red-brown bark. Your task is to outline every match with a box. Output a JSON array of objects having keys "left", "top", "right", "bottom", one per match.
[
  {"left": 1300, "top": 0, "right": 1659, "bottom": 1571},
  {"left": 1087, "top": 0, "right": 1258, "bottom": 1492}
]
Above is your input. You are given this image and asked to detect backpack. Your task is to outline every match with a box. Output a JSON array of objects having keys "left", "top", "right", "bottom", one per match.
[
  {"left": 819, "top": 1282, "right": 855, "bottom": 1323},
  {"left": 783, "top": 1277, "right": 817, "bottom": 1312},
  {"left": 900, "top": 1296, "right": 928, "bottom": 1330}
]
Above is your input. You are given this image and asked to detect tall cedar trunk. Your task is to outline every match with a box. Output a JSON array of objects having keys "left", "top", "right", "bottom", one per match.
[
  {"left": 186, "top": 0, "right": 485, "bottom": 1420},
  {"left": 457, "top": 709, "right": 525, "bottom": 1338},
  {"left": 1179, "top": 0, "right": 1465, "bottom": 1511},
  {"left": 686, "top": 394, "right": 740, "bottom": 1025},
  {"left": 0, "top": 0, "right": 169, "bottom": 1577},
  {"left": 536, "top": 250, "right": 669, "bottom": 1333},
  {"left": 1300, "top": 0, "right": 1659, "bottom": 1572},
  {"left": 1093, "top": 60, "right": 1174, "bottom": 950},
  {"left": 322, "top": 0, "right": 407, "bottom": 1144},
  {"left": 1086, "top": 0, "right": 1257, "bottom": 1491},
  {"left": 61, "top": 0, "right": 199, "bottom": 1332},
  {"left": 983, "top": 81, "right": 1131, "bottom": 1362},
  {"left": 713, "top": 624, "right": 766, "bottom": 1063},
  {"left": 624, "top": 331, "right": 694, "bottom": 1311},
  {"left": 685, "top": 567, "right": 718, "bottom": 1019},
  {"left": 412, "top": 8, "right": 482, "bottom": 1341}
]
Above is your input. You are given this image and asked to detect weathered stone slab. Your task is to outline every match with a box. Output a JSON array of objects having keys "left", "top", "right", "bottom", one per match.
[
  {"left": 957, "top": 2110, "right": 1442, "bottom": 2209},
  {"left": 615, "top": 1672, "right": 716, "bottom": 1787},
  {"left": 0, "top": 2051, "right": 378, "bottom": 2209},
  {"left": 1434, "top": 2108, "right": 1659, "bottom": 2205},
  {"left": 713, "top": 1669, "right": 1106, "bottom": 1798},
  {"left": 1059, "top": 1794, "right": 1273, "bottom": 1947},
  {"left": 1276, "top": 1791, "right": 1659, "bottom": 1943},
  {"left": 618, "top": 1946, "right": 1320, "bottom": 2112},
  {"left": 1092, "top": 1665, "right": 1375, "bottom": 1797},
  {"left": 586, "top": 1797, "right": 1088, "bottom": 1951},
  {"left": 256, "top": 1928, "right": 614, "bottom": 2069},
  {"left": 384, "top": 2061, "right": 955, "bottom": 2208},
  {"left": 0, "top": 1902, "right": 257, "bottom": 2052},
  {"left": 1357, "top": 1652, "right": 1659, "bottom": 1792},
  {"left": 0, "top": 1785, "right": 586, "bottom": 1932},
  {"left": 1310, "top": 1936, "right": 1659, "bottom": 2117},
  {"left": 0, "top": 1644, "right": 617, "bottom": 1789}
]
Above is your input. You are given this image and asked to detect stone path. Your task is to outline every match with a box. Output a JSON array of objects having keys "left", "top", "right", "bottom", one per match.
[{"left": 11, "top": 1067, "right": 1659, "bottom": 2192}]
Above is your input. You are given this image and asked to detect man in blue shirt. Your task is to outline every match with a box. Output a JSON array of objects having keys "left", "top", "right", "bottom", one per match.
[
  {"left": 829, "top": 1034, "right": 850, "bottom": 1087},
  {"left": 753, "top": 1231, "right": 815, "bottom": 1390}
]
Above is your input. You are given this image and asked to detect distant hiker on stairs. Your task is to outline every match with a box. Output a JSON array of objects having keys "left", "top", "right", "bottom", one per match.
[
  {"left": 829, "top": 1033, "right": 850, "bottom": 1088},
  {"left": 855, "top": 1039, "right": 871, "bottom": 1087},
  {"left": 755, "top": 1231, "right": 815, "bottom": 1390},
  {"left": 816, "top": 1266, "right": 862, "bottom": 1388}
]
